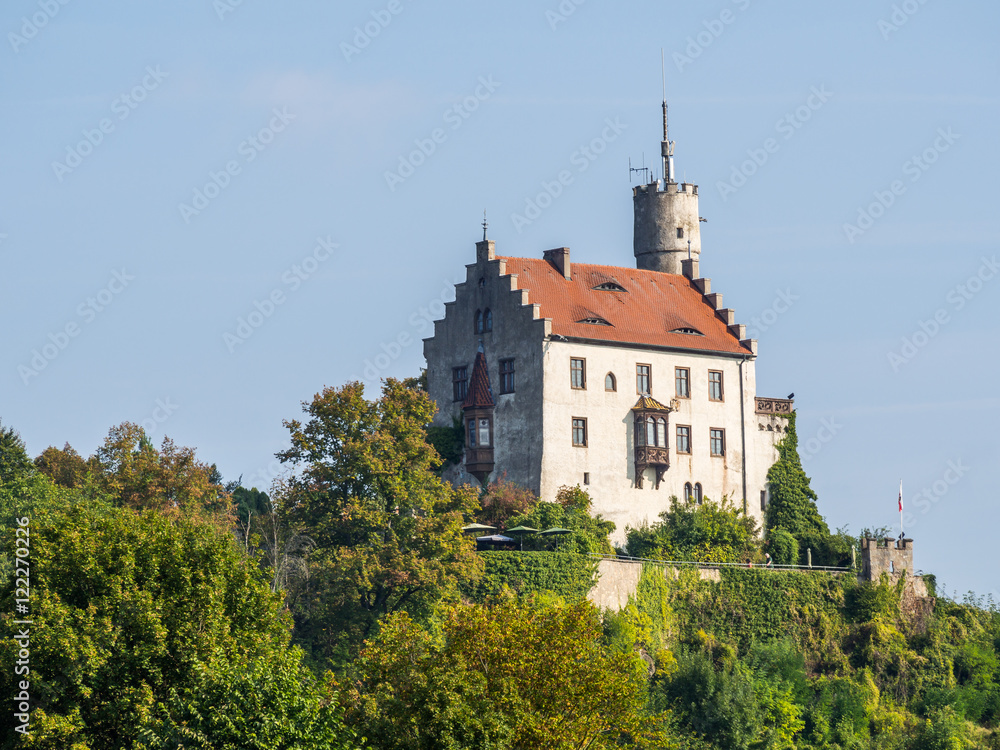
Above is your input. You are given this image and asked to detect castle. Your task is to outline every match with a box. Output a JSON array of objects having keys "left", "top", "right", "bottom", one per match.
[{"left": 423, "top": 98, "right": 793, "bottom": 540}]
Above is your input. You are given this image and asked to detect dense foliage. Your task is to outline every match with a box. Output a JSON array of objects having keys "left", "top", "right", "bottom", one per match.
[
  {"left": 463, "top": 551, "right": 598, "bottom": 602},
  {"left": 276, "top": 379, "right": 483, "bottom": 667},
  {"left": 0, "top": 474, "right": 358, "bottom": 749},
  {"left": 505, "top": 486, "right": 616, "bottom": 555},
  {"left": 3, "top": 393, "right": 998, "bottom": 749},
  {"left": 425, "top": 416, "right": 464, "bottom": 469},
  {"left": 346, "top": 598, "right": 668, "bottom": 750},
  {"left": 765, "top": 413, "right": 829, "bottom": 540},
  {"left": 626, "top": 494, "right": 760, "bottom": 564},
  {"left": 476, "top": 476, "right": 539, "bottom": 529},
  {"left": 607, "top": 564, "right": 1000, "bottom": 749}
]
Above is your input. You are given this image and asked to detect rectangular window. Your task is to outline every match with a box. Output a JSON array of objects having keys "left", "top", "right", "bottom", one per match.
[
  {"left": 570, "top": 358, "right": 586, "bottom": 390},
  {"left": 636, "top": 364, "right": 651, "bottom": 395},
  {"left": 499, "top": 359, "right": 515, "bottom": 394},
  {"left": 676, "top": 425, "right": 691, "bottom": 454},
  {"left": 760, "top": 490, "right": 767, "bottom": 512},
  {"left": 583, "top": 472, "right": 590, "bottom": 485},
  {"left": 452, "top": 366, "right": 468, "bottom": 401},
  {"left": 710, "top": 428, "right": 725, "bottom": 457},
  {"left": 467, "top": 418, "right": 476, "bottom": 447},
  {"left": 675, "top": 367, "right": 690, "bottom": 398},
  {"left": 478, "top": 418, "right": 491, "bottom": 447},
  {"left": 572, "top": 417, "right": 588, "bottom": 447},
  {"left": 708, "top": 370, "right": 724, "bottom": 401}
]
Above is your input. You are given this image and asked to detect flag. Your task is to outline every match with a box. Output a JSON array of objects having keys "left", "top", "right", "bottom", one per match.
[{"left": 898, "top": 480, "right": 903, "bottom": 512}]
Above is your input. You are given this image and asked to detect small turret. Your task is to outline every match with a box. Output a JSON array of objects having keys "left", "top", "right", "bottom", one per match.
[{"left": 462, "top": 345, "right": 495, "bottom": 484}]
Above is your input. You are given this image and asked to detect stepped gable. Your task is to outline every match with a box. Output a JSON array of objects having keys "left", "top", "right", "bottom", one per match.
[
  {"left": 462, "top": 350, "right": 494, "bottom": 409},
  {"left": 497, "top": 256, "right": 750, "bottom": 356}
]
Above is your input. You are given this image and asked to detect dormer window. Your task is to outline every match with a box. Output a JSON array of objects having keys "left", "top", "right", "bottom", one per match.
[
  {"left": 578, "top": 316, "right": 612, "bottom": 326},
  {"left": 592, "top": 281, "right": 627, "bottom": 292},
  {"left": 671, "top": 327, "right": 703, "bottom": 336}
]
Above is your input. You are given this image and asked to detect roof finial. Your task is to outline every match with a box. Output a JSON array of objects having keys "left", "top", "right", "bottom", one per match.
[
  {"left": 482, "top": 210, "right": 489, "bottom": 241},
  {"left": 660, "top": 49, "right": 675, "bottom": 184}
]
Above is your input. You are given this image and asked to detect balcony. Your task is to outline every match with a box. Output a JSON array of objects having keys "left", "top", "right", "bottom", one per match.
[{"left": 754, "top": 397, "right": 793, "bottom": 415}]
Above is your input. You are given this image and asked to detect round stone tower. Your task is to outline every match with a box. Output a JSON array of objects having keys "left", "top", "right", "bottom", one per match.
[
  {"left": 632, "top": 95, "right": 702, "bottom": 275},
  {"left": 633, "top": 181, "right": 701, "bottom": 274}
]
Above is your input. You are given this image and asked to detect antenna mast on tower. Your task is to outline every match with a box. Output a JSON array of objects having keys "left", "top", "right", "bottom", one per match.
[{"left": 661, "top": 49, "right": 675, "bottom": 184}]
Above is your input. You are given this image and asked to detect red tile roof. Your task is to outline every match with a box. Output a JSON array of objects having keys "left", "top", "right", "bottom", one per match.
[
  {"left": 497, "top": 257, "right": 749, "bottom": 356},
  {"left": 462, "top": 350, "right": 494, "bottom": 409}
]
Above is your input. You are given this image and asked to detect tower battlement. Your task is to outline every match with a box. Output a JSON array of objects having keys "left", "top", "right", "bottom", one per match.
[
  {"left": 860, "top": 536, "right": 914, "bottom": 581},
  {"left": 633, "top": 181, "right": 699, "bottom": 197}
]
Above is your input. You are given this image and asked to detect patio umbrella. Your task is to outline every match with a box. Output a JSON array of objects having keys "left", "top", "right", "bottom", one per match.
[
  {"left": 462, "top": 523, "right": 498, "bottom": 534},
  {"left": 539, "top": 527, "right": 572, "bottom": 550},
  {"left": 476, "top": 534, "right": 514, "bottom": 542},
  {"left": 504, "top": 526, "right": 539, "bottom": 551}
]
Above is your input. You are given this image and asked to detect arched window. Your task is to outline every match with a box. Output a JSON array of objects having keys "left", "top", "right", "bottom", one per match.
[
  {"left": 684, "top": 482, "right": 693, "bottom": 501},
  {"left": 646, "top": 416, "right": 656, "bottom": 447},
  {"left": 656, "top": 418, "right": 667, "bottom": 448},
  {"left": 484, "top": 308, "right": 493, "bottom": 332},
  {"left": 605, "top": 372, "right": 616, "bottom": 391},
  {"left": 475, "top": 310, "right": 484, "bottom": 334},
  {"left": 694, "top": 483, "right": 703, "bottom": 504}
]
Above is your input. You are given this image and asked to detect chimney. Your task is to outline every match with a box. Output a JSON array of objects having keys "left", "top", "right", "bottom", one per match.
[
  {"left": 476, "top": 239, "right": 496, "bottom": 264},
  {"left": 543, "top": 247, "right": 571, "bottom": 280}
]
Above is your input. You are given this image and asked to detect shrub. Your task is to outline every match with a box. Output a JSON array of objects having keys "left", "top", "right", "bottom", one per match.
[{"left": 766, "top": 528, "right": 799, "bottom": 566}]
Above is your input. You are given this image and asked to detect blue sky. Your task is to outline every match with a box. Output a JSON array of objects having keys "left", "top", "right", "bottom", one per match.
[{"left": 2, "top": 1, "right": 997, "bottom": 597}]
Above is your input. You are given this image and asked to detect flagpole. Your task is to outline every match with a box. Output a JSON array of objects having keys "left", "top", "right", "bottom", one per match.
[{"left": 899, "top": 479, "right": 903, "bottom": 539}]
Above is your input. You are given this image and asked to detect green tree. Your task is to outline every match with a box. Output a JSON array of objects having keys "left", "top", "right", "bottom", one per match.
[
  {"left": 764, "top": 412, "right": 828, "bottom": 539},
  {"left": 764, "top": 527, "right": 799, "bottom": 566},
  {"left": 139, "top": 649, "right": 360, "bottom": 750},
  {"left": 0, "top": 495, "right": 355, "bottom": 749},
  {"left": 86, "top": 422, "right": 231, "bottom": 522},
  {"left": 0, "top": 420, "right": 34, "bottom": 485},
  {"left": 34, "top": 443, "right": 88, "bottom": 488},
  {"left": 626, "top": 495, "right": 760, "bottom": 564},
  {"left": 349, "top": 598, "right": 671, "bottom": 749},
  {"left": 277, "top": 379, "right": 482, "bottom": 666}
]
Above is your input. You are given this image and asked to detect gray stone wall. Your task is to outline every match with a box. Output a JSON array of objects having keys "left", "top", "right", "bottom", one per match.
[
  {"left": 633, "top": 182, "right": 702, "bottom": 274},
  {"left": 860, "top": 537, "right": 915, "bottom": 580},
  {"left": 423, "top": 239, "right": 549, "bottom": 493}
]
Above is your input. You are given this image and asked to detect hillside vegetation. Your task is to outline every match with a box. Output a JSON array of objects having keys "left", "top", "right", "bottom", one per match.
[{"left": 1, "top": 388, "right": 997, "bottom": 749}]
